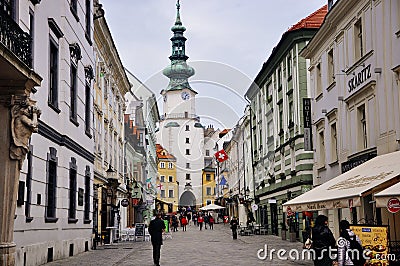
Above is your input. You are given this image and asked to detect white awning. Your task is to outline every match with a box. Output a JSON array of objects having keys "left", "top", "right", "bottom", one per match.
[
  {"left": 374, "top": 181, "right": 400, "bottom": 208},
  {"left": 283, "top": 151, "right": 400, "bottom": 212}
]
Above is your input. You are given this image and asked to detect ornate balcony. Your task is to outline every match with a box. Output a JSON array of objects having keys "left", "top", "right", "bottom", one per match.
[{"left": 0, "top": 5, "right": 33, "bottom": 68}]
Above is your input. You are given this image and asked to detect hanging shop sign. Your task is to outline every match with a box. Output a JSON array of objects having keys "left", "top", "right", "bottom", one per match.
[
  {"left": 121, "top": 199, "right": 129, "bottom": 207},
  {"left": 387, "top": 197, "right": 400, "bottom": 213},
  {"left": 350, "top": 225, "right": 389, "bottom": 266},
  {"left": 303, "top": 98, "right": 312, "bottom": 151}
]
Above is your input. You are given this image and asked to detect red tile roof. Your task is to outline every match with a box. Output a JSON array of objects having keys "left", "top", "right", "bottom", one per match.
[
  {"left": 288, "top": 5, "right": 327, "bottom": 32},
  {"left": 156, "top": 144, "right": 176, "bottom": 160}
]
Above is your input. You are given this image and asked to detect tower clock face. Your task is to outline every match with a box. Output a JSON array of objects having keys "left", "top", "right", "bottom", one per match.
[{"left": 181, "top": 91, "right": 190, "bottom": 100}]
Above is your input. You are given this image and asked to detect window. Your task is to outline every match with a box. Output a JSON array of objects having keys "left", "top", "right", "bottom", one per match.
[
  {"left": 70, "top": 0, "right": 78, "bottom": 20},
  {"left": 316, "top": 63, "right": 322, "bottom": 96},
  {"left": 168, "top": 162, "right": 173, "bottom": 169},
  {"left": 70, "top": 63, "right": 78, "bottom": 124},
  {"left": 358, "top": 105, "right": 367, "bottom": 149},
  {"left": 288, "top": 100, "right": 293, "bottom": 125},
  {"left": 85, "top": 83, "right": 91, "bottom": 134},
  {"left": 85, "top": 0, "right": 91, "bottom": 42},
  {"left": 354, "top": 18, "right": 363, "bottom": 61},
  {"left": 287, "top": 54, "right": 292, "bottom": 78},
  {"left": 328, "top": 48, "right": 334, "bottom": 85},
  {"left": 206, "top": 200, "right": 212, "bottom": 205},
  {"left": 279, "top": 105, "right": 283, "bottom": 132},
  {"left": 168, "top": 190, "right": 174, "bottom": 198},
  {"left": 25, "top": 147, "right": 33, "bottom": 221},
  {"left": 186, "top": 174, "right": 191, "bottom": 180},
  {"left": 186, "top": 149, "right": 190, "bottom": 155},
  {"left": 160, "top": 162, "right": 165, "bottom": 169},
  {"left": 49, "top": 38, "right": 59, "bottom": 110},
  {"left": 168, "top": 176, "right": 173, "bottom": 182},
  {"left": 185, "top": 125, "right": 189, "bottom": 131},
  {"left": 206, "top": 174, "right": 211, "bottom": 181},
  {"left": 277, "top": 67, "right": 282, "bottom": 90},
  {"left": 206, "top": 187, "right": 211, "bottom": 196},
  {"left": 161, "top": 190, "right": 165, "bottom": 198},
  {"left": 185, "top": 137, "right": 190, "bottom": 143},
  {"left": 160, "top": 175, "right": 165, "bottom": 182},
  {"left": 29, "top": 9, "right": 35, "bottom": 66},
  {"left": 68, "top": 159, "right": 77, "bottom": 221},
  {"left": 184, "top": 112, "right": 188, "bottom": 118},
  {"left": 186, "top": 163, "right": 190, "bottom": 169},
  {"left": 331, "top": 122, "right": 338, "bottom": 162},
  {"left": 318, "top": 130, "right": 325, "bottom": 167},
  {"left": 205, "top": 150, "right": 210, "bottom": 156},
  {"left": 46, "top": 148, "right": 58, "bottom": 221},
  {"left": 84, "top": 166, "right": 90, "bottom": 222}
]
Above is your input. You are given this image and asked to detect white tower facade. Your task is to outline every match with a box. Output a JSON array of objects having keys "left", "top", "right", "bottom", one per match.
[{"left": 157, "top": 1, "right": 204, "bottom": 208}]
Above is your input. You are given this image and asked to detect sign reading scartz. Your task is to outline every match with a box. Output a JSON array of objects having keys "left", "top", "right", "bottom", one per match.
[{"left": 348, "top": 64, "right": 371, "bottom": 93}]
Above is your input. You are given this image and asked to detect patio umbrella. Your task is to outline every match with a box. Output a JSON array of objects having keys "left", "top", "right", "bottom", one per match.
[{"left": 199, "top": 203, "right": 225, "bottom": 211}]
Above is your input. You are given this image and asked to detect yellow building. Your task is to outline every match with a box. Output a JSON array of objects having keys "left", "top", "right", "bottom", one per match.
[
  {"left": 202, "top": 167, "right": 216, "bottom": 206},
  {"left": 156, "top": 144, "right": 178, "bottom": 213}
]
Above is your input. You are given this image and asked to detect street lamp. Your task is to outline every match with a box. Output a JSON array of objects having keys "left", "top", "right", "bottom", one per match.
[{"left": 106, "top": 164, "right": 120, "bottom": 244}]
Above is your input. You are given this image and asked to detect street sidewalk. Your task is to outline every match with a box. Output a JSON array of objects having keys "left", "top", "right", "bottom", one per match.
[{"left": 46, "top": 223, "right": 313, "bottom": 266}]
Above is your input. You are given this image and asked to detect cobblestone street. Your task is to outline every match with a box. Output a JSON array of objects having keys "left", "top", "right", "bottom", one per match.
[{"left": 46, "top": 224, "right": 313, "bottom": 266}]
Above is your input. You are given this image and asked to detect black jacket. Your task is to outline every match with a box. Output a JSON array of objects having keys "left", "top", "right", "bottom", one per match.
[
  {"left": 312, "top": 225, "right": 336, "bottom": 249},
  {"left": 148, "top": 218, "right": 165, "bottom": 245}
]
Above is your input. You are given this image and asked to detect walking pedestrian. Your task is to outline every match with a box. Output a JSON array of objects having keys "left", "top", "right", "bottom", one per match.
[
  {"left": 311, "top": 215, "right": 336, "bottom": 266},
  {"left": 204, "top": 214, "right": 209, "bottom": 229},
  {"left": 337, "top": 220, "right": 364, "bottom": 266},
  {"left": 209, "top": 215, "right": 214, "bottom": 230},
  {"left": 193, "top": 212, "right": 197, "bottom": 226},
  {"left": 198, "top": 215, "right": 204, "bottom": 230},
  {"left": 187, "top": 212, "right": 192, "bottom": 226},
  {"left": 230, "top": 216, "right": 239, "bottom": 239},
  {"left": 181, "top": 216, "right": 188, "bottom": 231},
  {"left": 148, "top": 213, "right": 166, "bottom": 266}
]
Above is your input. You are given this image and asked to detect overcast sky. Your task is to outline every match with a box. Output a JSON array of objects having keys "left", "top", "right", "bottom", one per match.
[{"left": 100, "top": 0, "right": 326, "bottom": 129}]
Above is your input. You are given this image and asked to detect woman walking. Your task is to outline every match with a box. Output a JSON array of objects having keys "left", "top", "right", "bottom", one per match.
[{"left": 312, "top": 215, "right": 336, "bottom": 266}]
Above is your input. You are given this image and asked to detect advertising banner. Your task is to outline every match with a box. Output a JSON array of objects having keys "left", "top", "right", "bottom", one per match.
[{"left": 350, "top": 225, "right": 389, "bottom": 266}]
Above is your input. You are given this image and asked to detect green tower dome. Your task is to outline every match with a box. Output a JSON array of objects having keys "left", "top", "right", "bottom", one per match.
[{"left": 163, "top": 0, "right": 196, "bottom": 93}]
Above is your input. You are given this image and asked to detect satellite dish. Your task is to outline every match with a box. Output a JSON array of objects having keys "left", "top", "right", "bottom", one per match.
[{"left": 251, "top": 203, "right": 258, "bottom": 211}]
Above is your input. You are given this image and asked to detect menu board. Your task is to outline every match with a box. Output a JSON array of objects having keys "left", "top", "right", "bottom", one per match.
[
  {"left": 134, "top": 223, "right": 145, "bottom": 237},
  {"left": 350, "top": 225, "right": 389, "bottom": 266}
]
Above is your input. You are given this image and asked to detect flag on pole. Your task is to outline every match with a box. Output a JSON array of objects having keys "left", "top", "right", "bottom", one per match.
[{"left": 215, "top": 149, "right": 228, "bottom": 162}]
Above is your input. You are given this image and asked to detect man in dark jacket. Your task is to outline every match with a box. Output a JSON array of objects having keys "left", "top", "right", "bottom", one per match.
[{"left": 148, "top": 213, "right": 165, "bottom": 266}]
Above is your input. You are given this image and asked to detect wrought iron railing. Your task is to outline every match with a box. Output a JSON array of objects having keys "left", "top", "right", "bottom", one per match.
[{"left": 0, "top": 4, "right": 32, "bottom": 68}]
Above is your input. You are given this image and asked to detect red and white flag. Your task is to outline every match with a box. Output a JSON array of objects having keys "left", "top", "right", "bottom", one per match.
[{"left": 215, "top": 149, "right": 228, "bottom": 162}]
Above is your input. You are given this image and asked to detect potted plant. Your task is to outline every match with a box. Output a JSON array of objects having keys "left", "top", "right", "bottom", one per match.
[{"left": 280, "top": 222, "right": 287, "bottom": 240}]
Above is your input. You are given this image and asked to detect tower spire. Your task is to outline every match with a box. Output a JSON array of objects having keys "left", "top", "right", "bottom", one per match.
[{"left": 163, "top": 0, "right": 196, "bottom": 92}]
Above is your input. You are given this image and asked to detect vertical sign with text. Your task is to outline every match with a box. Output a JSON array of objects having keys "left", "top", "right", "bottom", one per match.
[{"left": 303, "top": 98, "right": 312, "bottom": 151}]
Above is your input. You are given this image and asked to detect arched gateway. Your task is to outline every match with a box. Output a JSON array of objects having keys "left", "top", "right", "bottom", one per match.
[{"left": 179, "top": 191, "right": 196, "bottom": 207}]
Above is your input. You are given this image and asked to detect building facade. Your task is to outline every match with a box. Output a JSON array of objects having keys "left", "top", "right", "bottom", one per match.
[
  {"left": 202, "top": 125, "right": 219, "bottom": 206},
  {"left": 126, "top": 68, "right": 160, "bottom": 223},
  {"left": 93, "top": 0, "right": 130, "bottom": 245},
  {"left": 245, "top": 6, "right": 327, "bottom": 240},
  {"left": 299, "top": 0, "right": 400, "bottom": 240},
  {"left": 156, "top": 144, "right": 178, "bottom": 213},
  {"left": 157, "top": 2, "right": 204, "bottom": 209},
  {"left": 11, "top": 0, "right": 97, "bottom": 264}
]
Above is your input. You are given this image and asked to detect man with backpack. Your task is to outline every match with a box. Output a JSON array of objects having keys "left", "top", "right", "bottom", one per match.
[{"left": 337, "top": 220, "right": 365, "bottom": 266}]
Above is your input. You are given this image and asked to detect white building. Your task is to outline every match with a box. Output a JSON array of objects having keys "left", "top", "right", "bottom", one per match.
[
  {"left": 157, "top": 2, "right": 204, "bottom": 208},
  {"left": 285, "top": 0, "right": 400, "bottom": 242},
  {"left": 126, "top": 69, "right": 160, "bottom": 222},
  {"left": 13, "top": 0, "right": 96, "bottom": 264}
]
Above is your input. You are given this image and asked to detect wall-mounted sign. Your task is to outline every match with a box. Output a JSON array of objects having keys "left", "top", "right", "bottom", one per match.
[
  {"left": 387, "top": 197, "right": 400, "bottom": 213},
  {"left": 121, "top": 199, "right": 129, "bottom": 207},
  {"left": 347, "top": 64, "right": 372, "bottom": 93},
  {"left": 303, "top": 98, "right": 312, "bottom": 151}
]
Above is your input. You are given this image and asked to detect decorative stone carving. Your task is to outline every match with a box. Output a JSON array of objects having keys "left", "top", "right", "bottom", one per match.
[
  {"left": 69, "top": 43, "right": 82, "bottom": 64},
  {"left": 84, "top": 65, "right": 94, "bottom": 84},
  {"left": 10, "top": 96, "right": 41, "bottom": 168}
]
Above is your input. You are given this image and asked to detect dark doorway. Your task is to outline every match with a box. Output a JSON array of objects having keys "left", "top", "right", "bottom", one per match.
[{"left": 270, "top": 203, "right": 278, "bottom": 235}]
